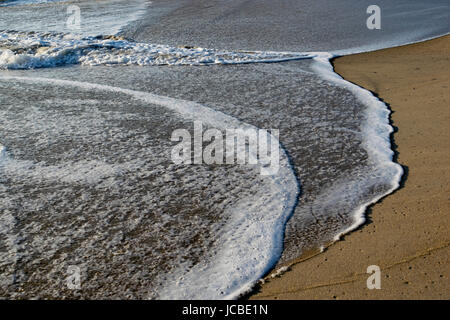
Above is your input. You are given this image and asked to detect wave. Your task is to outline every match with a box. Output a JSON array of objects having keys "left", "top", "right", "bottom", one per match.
[{"left": 0, "top": 31, "right": 314, "bottom": 69}]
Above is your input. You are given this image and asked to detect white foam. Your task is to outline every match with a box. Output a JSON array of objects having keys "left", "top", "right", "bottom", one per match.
[
  {"left": 310, "top": 54, "right": 403, "bottom": 242},
  {"left": 270, "top": 266, "right": 290, "bottom": 278},
  {"left": 0, "top": 31, "right": 314, "bottom": 69}
]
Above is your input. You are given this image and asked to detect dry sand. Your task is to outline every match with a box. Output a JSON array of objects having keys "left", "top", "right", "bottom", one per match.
[{"left": 251, "top": 35, "right": 450, "bottom": 300}]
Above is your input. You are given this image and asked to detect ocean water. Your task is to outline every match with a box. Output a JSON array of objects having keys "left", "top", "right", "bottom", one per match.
[{"left": 0, "top": 0, "right": 448, "bottom": 299}]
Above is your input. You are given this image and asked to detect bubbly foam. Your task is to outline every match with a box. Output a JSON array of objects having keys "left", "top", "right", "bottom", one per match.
[
  {"left": 310, "top": 55, "right": 403, "bottom": 240},
  {"left": 0, "top": 31, "right": 313, "bottom": 69}
]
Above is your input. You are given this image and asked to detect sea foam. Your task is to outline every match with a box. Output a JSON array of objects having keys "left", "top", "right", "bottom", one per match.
[{"left": 0, "top": 31, "right": 313, "bottom": 69}]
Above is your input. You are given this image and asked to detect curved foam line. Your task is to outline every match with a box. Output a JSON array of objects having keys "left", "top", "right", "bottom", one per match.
[
  {"left": 310, "top": 54, "right": 403, "bottom": 243},
  {"left": 0, "top": 75, "right": 299, "bottom": 299},
  {"left": 0, "top": 31, "right": 316, "bottom": 69}
]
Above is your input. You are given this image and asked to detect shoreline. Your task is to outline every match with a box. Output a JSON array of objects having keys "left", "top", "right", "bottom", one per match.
[{"left": 250, "top": 35, "right": 450, "bottom": 299}]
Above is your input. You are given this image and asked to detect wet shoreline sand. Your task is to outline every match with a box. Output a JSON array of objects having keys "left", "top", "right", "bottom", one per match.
[{"left": 251, "top": 35, "right": 450, "bottom": 300}]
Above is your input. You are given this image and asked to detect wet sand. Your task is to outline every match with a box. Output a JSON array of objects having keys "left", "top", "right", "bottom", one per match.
[{"left": 251, "top": 35, "right": 450, "bottom": 299}]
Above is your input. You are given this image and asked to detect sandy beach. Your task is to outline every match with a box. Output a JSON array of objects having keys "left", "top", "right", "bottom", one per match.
[{"left": 251, "top": 35, "right": 450, "bottom": 300}]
